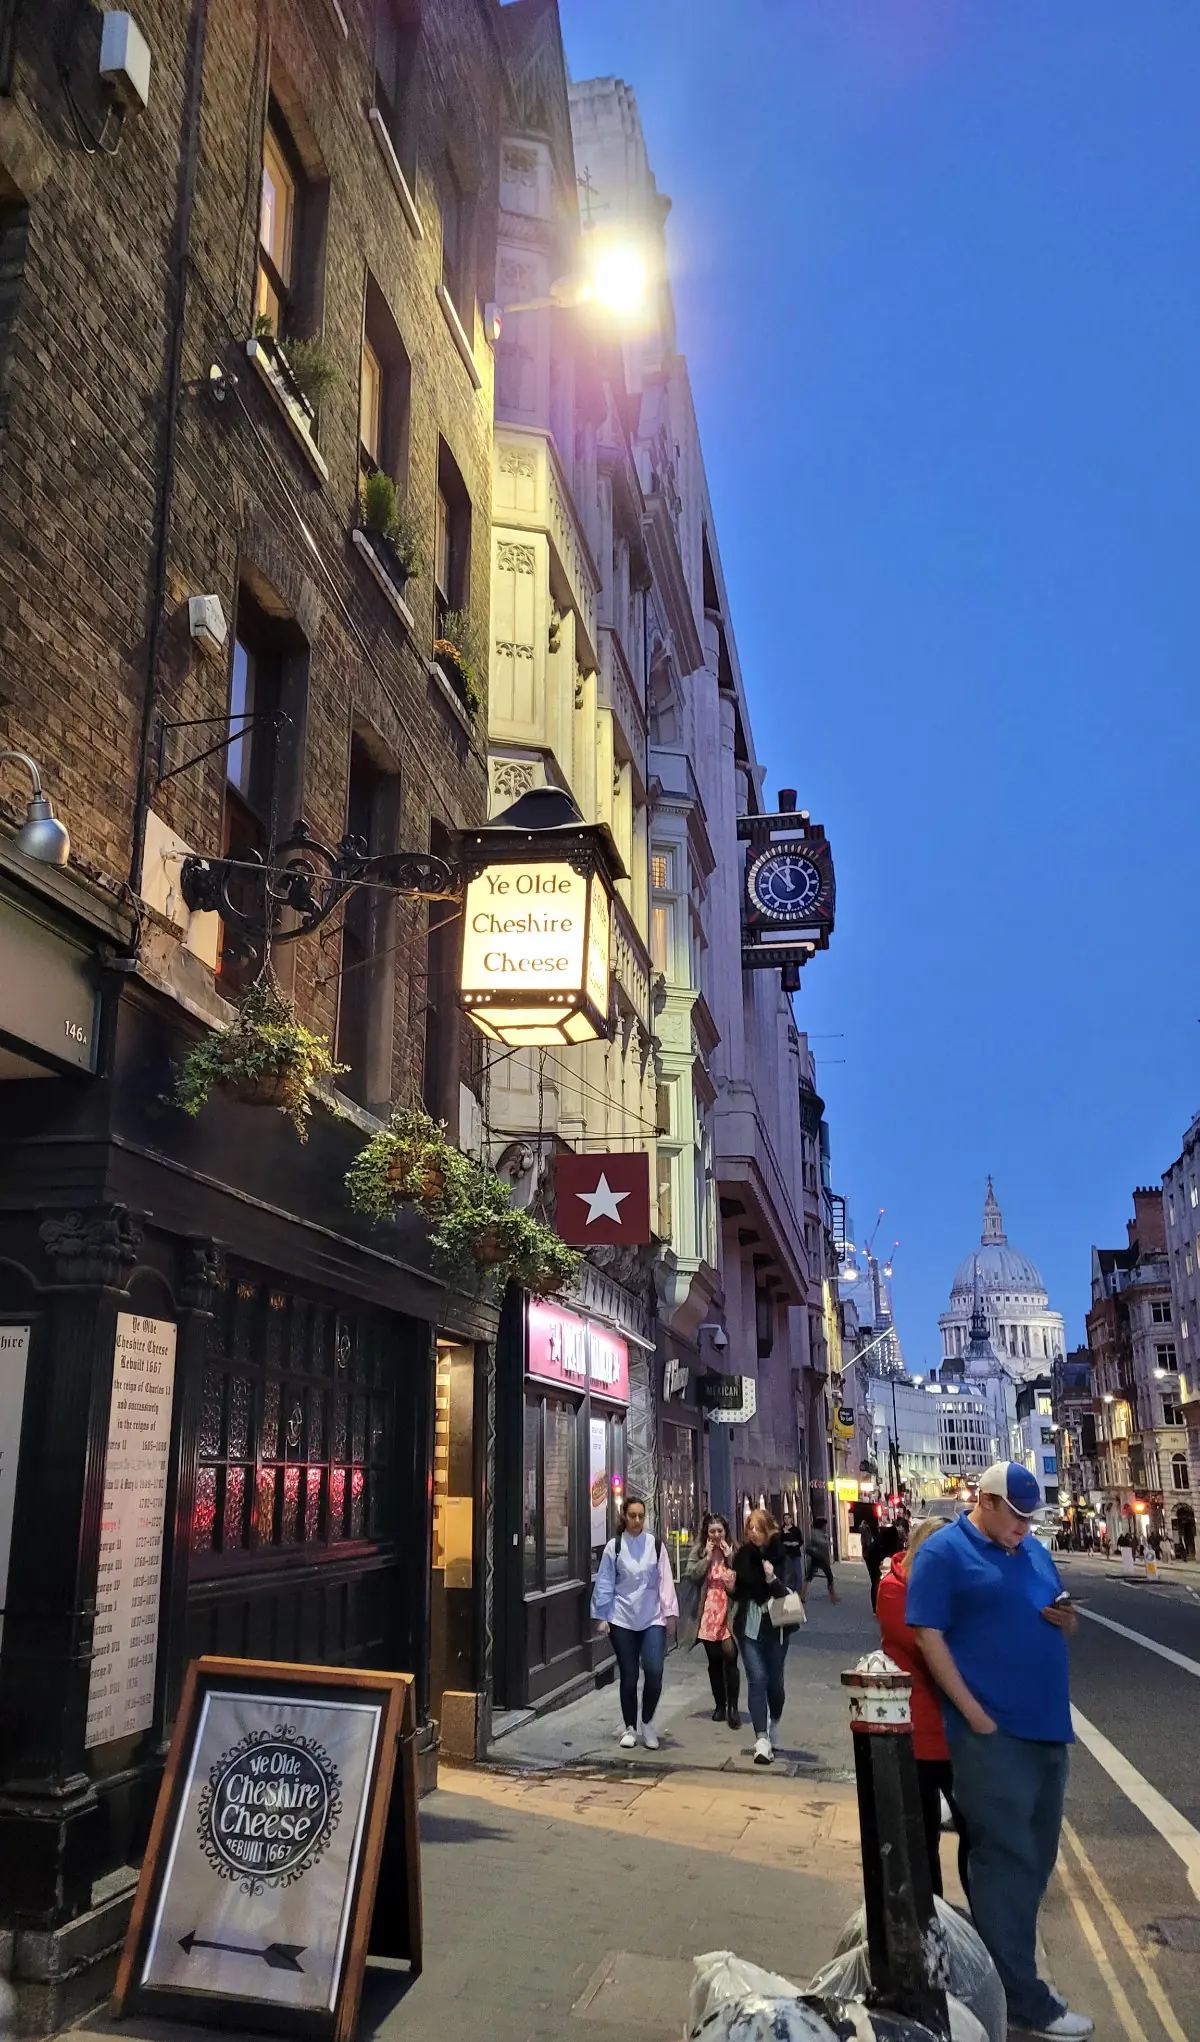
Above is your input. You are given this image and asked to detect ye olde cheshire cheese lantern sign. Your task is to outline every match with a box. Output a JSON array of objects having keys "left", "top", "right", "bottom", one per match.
[
  {"left": 458, "top": 788, "right": 622, "bottom": 1048},
  {"left": 179, "top": 781, "right": 622, "bottom": 1049}
]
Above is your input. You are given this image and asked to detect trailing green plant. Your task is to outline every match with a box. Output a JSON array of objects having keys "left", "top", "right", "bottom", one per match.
[
  {"left": 344, "top": 1116, "right": 579, "bottom": 1298},
  {"left": 282, "top": 334, "right": 340, "bottom": 408},
  {"left": 344, "top": 1107, "right": 473, "bottom": 1215},
  {"left": 433, "top": 606, "right": 483, "bottom": 720},
  {"left": 358, "top": 472, "right": 425, "bottom": 581},
  {"left": 172, "top": 977, "right": 346, "bottom": 1140},
  {"left": 430, "top": 1189, "right": 580, "bottom": 1299}
]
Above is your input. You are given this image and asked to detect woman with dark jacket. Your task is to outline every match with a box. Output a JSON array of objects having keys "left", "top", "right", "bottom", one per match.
[
  {"left": 731, "top": 1508, "right": 792, "bottom": 1765},
  {"left": 684, "top": 1513, "right": 741, "bottom": 1729}
]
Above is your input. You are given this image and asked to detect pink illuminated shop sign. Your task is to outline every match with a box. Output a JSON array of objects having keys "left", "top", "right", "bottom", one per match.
[{"left": 526, "top": 1299, "right": 629, "bottom": 1406}]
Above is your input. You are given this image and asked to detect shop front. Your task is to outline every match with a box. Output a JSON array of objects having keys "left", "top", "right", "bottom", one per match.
[
  {"left": 658, "top": 1349, "right": 704, "bottom": 1580},
  {"left": 494, "top": 1293, "right": 630, "bottom": 1712},
  {"left": 0, "top": 955, "right": 495, "bottom": 2021}
]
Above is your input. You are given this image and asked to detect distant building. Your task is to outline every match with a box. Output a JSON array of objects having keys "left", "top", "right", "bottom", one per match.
[
  {"left": 1014, "top": 1376, "right": 1059, "bottom": 1509},
  {"left": 935, "top": 1385, "right": 994, "bottom": 1485},
  {"left": 1088, "top": 1188, "right": 1186, "bottom": 1550},
  {"left": 939, "top": 1180, "right": 1066, "bottom": 1379},
  {"left": 1163, "top": 1116, "right": 1200, "bottom": 1541},
  {"left": 1052, "top": 1348, "right": 1101, "bottom": 1545}
]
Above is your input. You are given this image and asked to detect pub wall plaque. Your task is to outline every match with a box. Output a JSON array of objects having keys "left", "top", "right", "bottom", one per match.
[
  {"left": 0, "top": 1323, "right": 31, "bottom": 1654},
  {"left": 86, "top": 1312, "right": 177, "bottom": 1748}
]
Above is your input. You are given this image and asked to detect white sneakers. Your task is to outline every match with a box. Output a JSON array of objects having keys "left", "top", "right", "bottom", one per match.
[
  {"left": 641, "top": 1721, "right": 660, "bottom": 1749},
  {"left": 1036, "top": 2001, "right": 1093, "bottom": 2033},
  {"left": 619, "top": 1728, "right": 637, "bottom": 1749},
  {"left": 753, "top": 1734, "right": 773, "bottom": 1765},
  {"left": 768, "top": 1719, "right": 780, "bottom": 1750},
  {"left": 1028, "top": 2012, "right": 1094, "bottom": 2040}
]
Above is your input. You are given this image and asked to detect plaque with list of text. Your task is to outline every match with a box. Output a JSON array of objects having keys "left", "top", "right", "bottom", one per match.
[
  {"left": 0, "top": 1323, "right": 31, "bottom": 1653},
  {"left": 86, "top": 1312, "right": 177, "bottom": 1749}
]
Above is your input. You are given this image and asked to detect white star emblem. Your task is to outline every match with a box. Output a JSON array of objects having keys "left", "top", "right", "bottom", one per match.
[{"left": 577, "top": 1172, "right": 630, "bottom": 1225}]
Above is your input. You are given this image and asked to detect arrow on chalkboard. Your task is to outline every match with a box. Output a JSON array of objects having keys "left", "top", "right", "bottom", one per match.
[{"left": 178, "top": 1931, "right": 306, "bottom": 1973}]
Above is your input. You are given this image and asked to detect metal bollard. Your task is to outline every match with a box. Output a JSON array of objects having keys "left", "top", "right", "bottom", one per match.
[{"left": 842, "top": 1650, "right": 950, "bottom": 2039}]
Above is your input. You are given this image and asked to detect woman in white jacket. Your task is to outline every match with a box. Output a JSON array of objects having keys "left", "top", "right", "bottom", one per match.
[{"left": 591, "top": 1496, "right": 679, "bottom": 1748}]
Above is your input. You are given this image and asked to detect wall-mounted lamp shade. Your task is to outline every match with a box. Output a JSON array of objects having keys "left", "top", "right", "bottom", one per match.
[
  {"left": 458, "top": 789, "right": 621, "bottom": 1049},
  {"left": 2, "top": 752, "right": 70, "bottom": 866}
]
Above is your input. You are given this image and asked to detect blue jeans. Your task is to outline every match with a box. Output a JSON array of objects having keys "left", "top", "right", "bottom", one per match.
[
  {"left": 609, "top": 1623, "right": 667, "bottom": 1730},
  {"left": 950, "top": 1728, "right": 1068, "bottom": 2030},
  {"left": 738, "top": 1621, "right": 791, "bottom": 1736}
]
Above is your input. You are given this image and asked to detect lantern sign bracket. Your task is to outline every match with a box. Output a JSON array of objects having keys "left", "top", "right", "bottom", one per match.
[{"left": 178, "top": 818, "right": 462, "bottom": 950}]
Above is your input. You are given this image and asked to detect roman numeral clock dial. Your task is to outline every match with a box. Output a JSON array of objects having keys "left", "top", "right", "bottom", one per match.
[{"left": 747, "top": 849, "right": 823, "bottom": 920}]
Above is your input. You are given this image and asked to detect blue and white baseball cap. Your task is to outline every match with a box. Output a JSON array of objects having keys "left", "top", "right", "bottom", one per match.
[{"left": 978, "top": 1461, "right": 1043, "bottom": 1518}]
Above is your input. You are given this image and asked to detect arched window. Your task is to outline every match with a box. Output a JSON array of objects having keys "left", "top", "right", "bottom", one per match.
[{"left": 1172, "top": 1453, "right": 1190, "bottom": 1492}]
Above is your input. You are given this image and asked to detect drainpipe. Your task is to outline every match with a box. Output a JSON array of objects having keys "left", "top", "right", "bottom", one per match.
[{"left": 128, "top": 0, "right": 209, "bottom": 897}]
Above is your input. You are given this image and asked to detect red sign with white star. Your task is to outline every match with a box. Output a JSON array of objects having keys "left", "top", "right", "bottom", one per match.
[{"left": 554, "top": 1151, "right": 652, "bottom": 1246}]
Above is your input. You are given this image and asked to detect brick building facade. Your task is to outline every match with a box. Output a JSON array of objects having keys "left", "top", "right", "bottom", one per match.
[{"left": 0, "top": 0, "right": 506, "bottom": 2017}]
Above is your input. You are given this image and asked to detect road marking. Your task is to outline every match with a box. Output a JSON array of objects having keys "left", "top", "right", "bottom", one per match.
[
  {"left": 1072, "top": 1705, "right": 1200, "bottom": 1905},
  {"left": 1078, "top": 1607, "right": 1200, "bottom": 1680},
  {"left": 1056, "top": 1844, "right": 1151, "bottom": 2042},
  {"left": 1062, "top": 1820, "right": 1189, "bottom": 2042}
]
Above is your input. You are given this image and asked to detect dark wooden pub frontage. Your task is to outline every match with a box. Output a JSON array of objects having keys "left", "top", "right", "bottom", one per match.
[{"left": 0, "top": 851, "right": 494, "bottom": 2021}]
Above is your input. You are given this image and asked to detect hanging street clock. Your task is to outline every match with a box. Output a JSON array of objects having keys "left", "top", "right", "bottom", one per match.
[{"left": 738, "top": 790, "right": 835, "bottom": 987}]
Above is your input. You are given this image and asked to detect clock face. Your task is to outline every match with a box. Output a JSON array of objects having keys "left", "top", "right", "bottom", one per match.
[{"left": 748, "top": 850, "right": 823, "bottom": 920}]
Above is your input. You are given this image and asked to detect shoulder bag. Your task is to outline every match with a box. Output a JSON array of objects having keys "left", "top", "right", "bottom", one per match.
[{"left": 768, "top": 1588, "right": 807, "bottom": 1629}]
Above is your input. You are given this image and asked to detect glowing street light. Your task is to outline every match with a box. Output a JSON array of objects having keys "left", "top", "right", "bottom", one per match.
[
  {"left": 580, "top": 243, "right": 647, "bottom": 315},
  {"left": 484, "top": 238, "right": 649, "bottom": 341}
]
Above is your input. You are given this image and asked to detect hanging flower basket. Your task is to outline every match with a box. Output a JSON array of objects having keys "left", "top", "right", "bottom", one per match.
[
  {"left": 345, "top": 1107, "right": 472, "bottom": 1216},
  {"left": 345, "top": 1114, "right": 580, "bottom": 1298},
  {"left": 172, "top": 978, "right": 346, "bottom": 1140}
]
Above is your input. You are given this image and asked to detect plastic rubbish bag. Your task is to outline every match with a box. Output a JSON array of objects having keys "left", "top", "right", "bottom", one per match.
[
  {"left": 689, "top": 1951, "right": 803, "bottom": 2027},
  {"left": 814, "top": 1898, "right": 1004, "bottom": 2042}
]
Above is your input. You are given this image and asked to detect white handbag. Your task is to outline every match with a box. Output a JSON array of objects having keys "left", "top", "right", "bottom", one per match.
[{"left": 768, "top": 1588, "right": 806, "bottom": 1629}]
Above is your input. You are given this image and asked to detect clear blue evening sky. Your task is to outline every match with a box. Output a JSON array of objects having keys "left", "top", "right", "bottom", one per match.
[{"left": 558, "top": 0, "right": 1200, "bottom": 1357}]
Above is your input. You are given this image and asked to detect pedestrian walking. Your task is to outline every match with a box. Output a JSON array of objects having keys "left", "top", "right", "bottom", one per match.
[
  {"left": 803, "top": 1515, "right": 840, "bottom": 1602},
  {"left": 591, "top": 1495, "right": 679, "bottom": 1750},
  {"left": 732, "top": 1507, "right": 803, "bottom": 1766},
  {"left": 866, "top": 1518, "right": 903, "bottom": 1613},
  {"left": 906, "top": 1461, "right": 1093, "bottom": 2040},
  {"left": 684, "top": 1513, "right": 741, "bottom": 1728},
  {"left": 874, "top": 1516, "right": 969, "bottom": 1898}
]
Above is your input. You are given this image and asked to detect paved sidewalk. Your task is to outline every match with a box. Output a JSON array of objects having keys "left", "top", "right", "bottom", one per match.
[{"left": 67, "top": 1569, "right": 1137, "bottom": 2042}]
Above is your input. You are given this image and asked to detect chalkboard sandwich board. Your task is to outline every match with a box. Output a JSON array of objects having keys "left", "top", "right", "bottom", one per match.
[{"left": 113, "top": 1656, "right": 421, "bottom": 2042}]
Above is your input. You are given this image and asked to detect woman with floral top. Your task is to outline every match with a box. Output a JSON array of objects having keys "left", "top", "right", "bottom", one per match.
[{"left": 685, "top": 1513, "right": 741, "bottom": 1729}]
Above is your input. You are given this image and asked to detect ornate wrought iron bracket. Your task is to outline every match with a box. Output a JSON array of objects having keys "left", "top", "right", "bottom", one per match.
[{"left": 178, "top": 816, "right": 462, "bottom": 949}]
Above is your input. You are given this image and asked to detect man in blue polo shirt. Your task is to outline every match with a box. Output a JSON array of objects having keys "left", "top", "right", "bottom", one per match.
[{"left": 907, "top": 1461, "right": 1092, "bottom": 2040}]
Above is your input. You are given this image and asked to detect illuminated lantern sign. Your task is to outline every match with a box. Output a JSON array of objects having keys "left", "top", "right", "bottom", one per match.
[{"left": 458, "top": 788, "right": 622, "bottom": 1048}]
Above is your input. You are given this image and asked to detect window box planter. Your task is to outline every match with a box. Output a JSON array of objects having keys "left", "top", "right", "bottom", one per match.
[
  {"left": 351, "top": 526, "right": 417, "bottom": 635},
  {"left": 428, "top": 652, "right": 476, "bottom": 736},
  {"left": 245, "top": 337, "right": 329, "bottom": 483}
]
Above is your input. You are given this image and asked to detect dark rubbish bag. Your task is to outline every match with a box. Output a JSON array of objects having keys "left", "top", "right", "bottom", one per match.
[{"left": 806, "top": 1898, "right": 1005, "bottom": 2042}]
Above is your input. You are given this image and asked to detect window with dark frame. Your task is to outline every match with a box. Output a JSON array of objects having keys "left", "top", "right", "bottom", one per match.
[
  {"left": 335, "top": 735, "right": 399, "bottom": 1108},
  {"left": 359, "top": 276, "right": 413, "bottom": 494},
  {"left": 219, "top": 598, "right": 286, "bottom": 993},
  {"left": 521, "top": 1391, "right": 581, "bottom": 1592},
  {"left": 374, "top": 0, "right": 421, "bottom": 181},
  {"left": 192, "top": 1277, "right": 394, "bottom": 1569},
  {"left": 434, "top": 438, "right": 470, "bottom": 637},
  {"left": 256, "top": 106, "right": 301, "bottom": 334},
  {"left": 420, "top": 817, "right": 459, "bottom": 1123},
  {"left": 440, "top": 151, "right": 465, "bottom": 306}
]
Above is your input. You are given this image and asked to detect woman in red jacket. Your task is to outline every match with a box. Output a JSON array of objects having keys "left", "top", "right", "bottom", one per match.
[{"left": 875, "top": 1517, "right": 970, "bottom": 1898}]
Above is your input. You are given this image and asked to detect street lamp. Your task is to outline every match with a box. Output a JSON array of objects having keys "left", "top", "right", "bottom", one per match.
[
  {"left": 1, "top": 751, "right": 71, "bottom": 866},
  {"left": 484, "top": 234, "right": 649, "bottom": 339}
]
